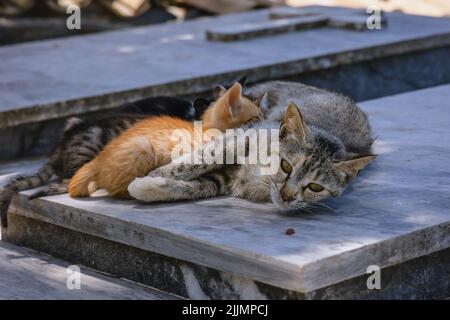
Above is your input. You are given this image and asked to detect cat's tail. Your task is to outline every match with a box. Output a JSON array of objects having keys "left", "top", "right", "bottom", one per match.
[
  {"left": 28, "top": 181, "right": 69, "bottom": 199},
  {"left": 68, "top": 161, "right": 98, "bottom": 198},
  {"left": 0, "top": 160, "right": 55, "bottom": 228}
]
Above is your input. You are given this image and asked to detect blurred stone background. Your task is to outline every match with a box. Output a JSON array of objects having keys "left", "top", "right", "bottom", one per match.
[
  {"left": 287, "top": 0, "right": 450, "bottom": 17},
  {"left": 1, "top": 0, "right": 448, "bottom": 45}
]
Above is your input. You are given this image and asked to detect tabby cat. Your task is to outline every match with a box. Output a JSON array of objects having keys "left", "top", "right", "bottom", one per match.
[
  {"left": 68, "top": 82, "right": 264, "bottom": 199},
  {"left": 0, "top": 95, "right": 211, "bottom": 227},
  {"left": 128, "top": 82, "right": 376, "bottom": 210}
]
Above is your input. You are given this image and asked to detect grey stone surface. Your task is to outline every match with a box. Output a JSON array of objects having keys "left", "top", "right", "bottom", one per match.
[
  {"left": 3, "top": 213, "right": 449, "bottom": 299},
  {"left": 1, "top": 85, "right": 450, "bottom": 294},
  {"left": 2, "top": 45, "right": 450, "bottom": 160},
  {"left": 0, "top": 230, "right": 179, "bottom": 300},
  {"left": 206, "top": 15, "right": 329, "bottom": 42},
  {"left": 1, "top": 6, "right": 450, "bottom": 128},
  {"left": 286, "top": 46, "right": 450, "bottom": 102},
  {"left": 207, "top": 6, "right": 385, "bottom": 42}
]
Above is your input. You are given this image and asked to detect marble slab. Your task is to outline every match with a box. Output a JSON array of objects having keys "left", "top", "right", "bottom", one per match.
[
  {"left": 206, "top": 9, "right": 385, "bottom": 42},
  {"left": 206, "top": 15, "right": 330, "bottom": 42},
  {"left": 1, "top": 85, "right": 450, "bottom": 293},
  {"left": 4, "top": 213, "right": 448, "bottom": 299},
  {"left": 0, "top": 237, "right": 179, "bottom": 300},
  {"left": 1, "top": 6, "right": 450, "bottom": 128}
]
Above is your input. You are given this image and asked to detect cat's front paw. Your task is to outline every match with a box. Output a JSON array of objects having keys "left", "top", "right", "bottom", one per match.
[
  {"left": 128, "top": 176, "right": 173, "bottom": 202},
  {"left": 147, "top": 164, "right": 185, "bottom": 179},
  {"left": 147, "top": 168, "right": 169, "bottom": 178}
]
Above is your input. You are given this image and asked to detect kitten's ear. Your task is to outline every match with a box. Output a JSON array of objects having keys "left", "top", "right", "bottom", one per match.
[
  {"left": 254, "top": 92, "right": 269, "bottom": 111},
  {"left": 193, "top": 98, "right": 212, "bottom": 116},
  {"left": 334, "top": 154, "right": 377, "bottom": 180},
  {"left": 280, "top": 103, "right": 308, "bottom": 143},
  {"left": 64, "top": 117, "right": 83, "bottom": 132},
  {"left": 237, "top": 75, "right": 248, "bottom": 88},
  {"left": 224, "top": 82, "right": 243, "bottom": 118},
  {"left": 213, "top": 85, "right": 227, "bottom": 100}
]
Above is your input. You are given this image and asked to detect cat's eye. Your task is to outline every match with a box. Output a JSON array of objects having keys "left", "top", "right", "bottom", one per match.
[
  {"left": 280, "top": 159, "right": 292, "bottom": 174},
  {"left": 307, "top": 183, "right": 325, "bottom": 192}
]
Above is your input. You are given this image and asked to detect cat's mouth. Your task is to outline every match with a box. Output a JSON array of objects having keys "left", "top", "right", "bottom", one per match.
[
  {"left": 269, "top": 182, "right": 308, "bottom": 211},
  {"left": 270, "top": 186, "right": 336, "bottom": 214}
]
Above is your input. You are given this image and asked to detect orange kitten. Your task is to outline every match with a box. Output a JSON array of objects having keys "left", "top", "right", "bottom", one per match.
[{"left": 68, "top": 83, "right": 263, "bottom": 198}]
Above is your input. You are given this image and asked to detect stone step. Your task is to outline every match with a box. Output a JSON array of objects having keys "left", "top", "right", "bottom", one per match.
[
  {"left": 1, "top": 6, "right": 450, "bottom": 159},
  {"left": 206, "top": 7, "right": 386, "bottom": 42},
  {"left": 0, "top": 232, "right": 180, "bottom": 299},
  {"left": 1, "top": 85, "right": 449, "bottom": 299}
]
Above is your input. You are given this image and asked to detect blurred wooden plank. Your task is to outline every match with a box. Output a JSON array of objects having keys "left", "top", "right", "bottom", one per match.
[
  {"left": 180, "top": 0, "right": 283, "bottom": 14},
  {"left": 98, "top": 0, "right": 151, "bottom": 18},
  {"left": 45, "top": 0, "right": 92, "bottom": 13},
  {"left": 0, "top": 0, "right": 34, "bottom": 16}
]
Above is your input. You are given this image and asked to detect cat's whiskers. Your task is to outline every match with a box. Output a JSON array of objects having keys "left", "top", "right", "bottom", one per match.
[
  {"left": 267, "top": 176, "right": 279, "bottom": 190},
  {"left": 303, "top": 203, "right": 319, "bottom": 214},
  {"left": 310, "top": 202, "right": 338, "bottom": 214}
]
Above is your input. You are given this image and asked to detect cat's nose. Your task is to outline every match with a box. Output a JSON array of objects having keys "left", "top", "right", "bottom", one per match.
[
  {"left": 281, "top": 192, "right": 295, "bottom": 202},
  {"left": 280, "top": 185, "right": 296, "bottom": 202}
]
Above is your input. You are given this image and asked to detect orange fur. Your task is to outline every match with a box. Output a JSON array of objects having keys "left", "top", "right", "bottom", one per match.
[{"left": 68, "top": 83, "right": 263, "bottom": 198}]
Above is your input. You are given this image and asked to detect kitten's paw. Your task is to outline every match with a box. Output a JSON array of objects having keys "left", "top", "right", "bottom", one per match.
[
  {"left": 128, "top": 176, "right": 172, "bottom": 202},
  {"left": 90, "top": 188, "right": 111, "bottom": 198},
  {"left": 88, "top": 181, "right": 99, "bottom": 195},
  {"left": 147, "top": 169, "right": 168, "bottom": 178},
  {"left": 148, "top": 164, "right": 205, "bottom": 181}
]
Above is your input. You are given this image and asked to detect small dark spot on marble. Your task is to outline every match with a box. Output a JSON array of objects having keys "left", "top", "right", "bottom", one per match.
[{"left": 285, "top": 228, "right": 296, "bottom": 236}]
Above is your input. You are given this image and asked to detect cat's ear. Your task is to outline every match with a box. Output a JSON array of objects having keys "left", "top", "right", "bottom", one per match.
[
  {"left": 334, "top": 154, "right": 377, "bottom": 180},
  {"left": 254, "top": 92, "right": 269, "bottom": 111},
  {"left": 193, "top": 98, "right": 212, "bottom": 116},
  {"left": 280, "top": 103, "right": 308, "bottom": 143},
  {"left": 224, "top": 82, "right": 243, "bottom": 118},
  {"left": 64, "top": 117, "right": 83, "bottom": 132},
  {"left": 237, "top": 75, "right": 248, "bottom": 88},
  {"left": 213, "top": 85, "right": 227, "bottom": 100}
]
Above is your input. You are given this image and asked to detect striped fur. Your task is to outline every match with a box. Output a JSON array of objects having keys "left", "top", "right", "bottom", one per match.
[
  {"left": 0, "top": 96, "right": 202, "bottom": 227},
  {"left": 0, "top": 159, "right": 54, "bottom": 227},
  {"left": 68, "top": 83, "right": 264, "bottom": 198},
  {"left": 27, "top": 181, "right": 70, "bottom": 200}
]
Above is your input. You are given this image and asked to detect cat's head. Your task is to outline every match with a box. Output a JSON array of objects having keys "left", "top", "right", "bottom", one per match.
[
  {"left": 201, "top": 82, "right": 265, "bottom": 131},
  {"left": 270, "top": 103, "right": 376, "bottom": 211}
]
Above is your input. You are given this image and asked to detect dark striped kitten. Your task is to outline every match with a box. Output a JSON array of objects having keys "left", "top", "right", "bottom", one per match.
[{"left": 0, "top": 96, "right": 211, "bottom": 227}]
